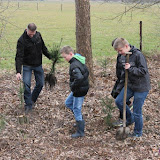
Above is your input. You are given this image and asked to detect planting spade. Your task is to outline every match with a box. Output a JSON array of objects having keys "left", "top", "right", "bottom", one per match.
[{"left": 116, "top": 52, "right": 132, "bottom": 140}]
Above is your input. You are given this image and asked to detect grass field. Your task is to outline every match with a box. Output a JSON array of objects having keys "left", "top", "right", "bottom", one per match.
[{"left": 0, "top": 1, "right": 160, "bottom": 70}]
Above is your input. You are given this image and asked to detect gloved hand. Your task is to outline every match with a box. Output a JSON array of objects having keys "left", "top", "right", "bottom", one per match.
[{"left": 111, "top": 89, "right": 119, "bottom": 99}]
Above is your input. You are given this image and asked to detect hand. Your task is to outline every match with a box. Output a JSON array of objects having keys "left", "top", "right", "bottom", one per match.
[
  {"left": 16, "top": 73, "right": 22, "bottom": 81},
  {"left": 125, "top": 63, "right": 130, "bottom": 69},
  {"left": 111, "top": 89, "right": 119, "bottom": 99}
]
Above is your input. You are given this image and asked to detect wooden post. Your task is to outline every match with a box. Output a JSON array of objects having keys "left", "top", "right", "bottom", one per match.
[
  {"left": 18, "top": 2, "right": 19, "bottom": 8},
  {"left": 61, "top": 3, "right": 63, "bottom": 12},
  {"left": 140, "top": 21, "right": 142, "bottom": 51},
  {"left": 125, "top": 6, "right": 126, "bottom": 15},
  {"left": 37, "top": 2, "right": 38, "bottom": 11}
]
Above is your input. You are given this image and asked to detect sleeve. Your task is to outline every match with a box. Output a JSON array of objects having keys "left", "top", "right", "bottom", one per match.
[
  {"left": 115, "top": 69, "right": 125, "bottom": 94},
  {"left": 112, "top": 55, "right": 124, "bottom": 97},
  {"left": 40, "top": 33, "right": 51, "bottom": 59},
  {"left": 128, "top": 53, "right": 148, "bottom": 77},
  {"left": 15, "top": 40, "right": 24, "bottom": 74},
  {"left": 111, "top": 79, "right": 120, "bottom": 99},
  {"left": 70, "top": 68, "right": 84, "bottom": 89}
]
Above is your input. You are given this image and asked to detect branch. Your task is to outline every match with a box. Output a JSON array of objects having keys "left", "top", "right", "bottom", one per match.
[{"left": 94, "top": 1, "right": 160, "bottom": 21}]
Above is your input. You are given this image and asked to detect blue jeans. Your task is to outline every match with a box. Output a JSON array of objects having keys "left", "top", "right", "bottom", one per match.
[
  {"left": 65, "top": 92, "right": 84, "bottom": 121},
  {"left": 23, "top": 65, "right": 44, "bottom": 109},
  {"left": 115, "top": 87, "right": 148, "bottom": 136}
]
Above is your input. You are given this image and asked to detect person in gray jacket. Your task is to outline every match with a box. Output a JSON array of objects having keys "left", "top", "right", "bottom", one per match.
[{"left": 112, "top": 38, "right": 151, "bottom": 138}]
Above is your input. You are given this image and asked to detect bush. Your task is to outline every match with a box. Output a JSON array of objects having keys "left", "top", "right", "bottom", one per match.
[
  {"left": 45, "top": 39, "right": 62, "bottom": 89},
  {"left": 101, "top": 96, "right": 115, "bottom": 129}
]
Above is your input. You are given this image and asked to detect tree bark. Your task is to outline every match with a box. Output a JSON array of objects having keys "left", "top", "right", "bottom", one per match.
[{"left": 75, "top": 0, "right": 94, "bottom": 86}]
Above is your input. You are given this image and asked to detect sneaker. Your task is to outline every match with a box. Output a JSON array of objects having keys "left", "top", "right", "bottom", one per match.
[
  {"left": 119, "top": 121, "right": 134, "bottom": 127},
  {"left": 112, "top": 119, "right": 123, "bottom": 127},
  {"left": 128, "top": 133, "right": 142, "bottom": 140}
]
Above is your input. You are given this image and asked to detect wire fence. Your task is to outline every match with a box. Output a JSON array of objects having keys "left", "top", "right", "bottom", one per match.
[{"left": 0, "top": 1, "right": 160, "bottom": 69}]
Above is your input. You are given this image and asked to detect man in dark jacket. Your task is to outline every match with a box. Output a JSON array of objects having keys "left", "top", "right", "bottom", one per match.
[
  {"left": 15, "top": 23, "right": 51, "bottom": 113},
  {"left": 60, "top": 46, "right": 89, "bottom": 138},
  {"left": 112, "top": 38, "right": 151, "bottom": 138}
]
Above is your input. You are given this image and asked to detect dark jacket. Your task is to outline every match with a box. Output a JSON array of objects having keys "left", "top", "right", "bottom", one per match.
[
  {"left": 15, "top": 30, "right": 51, "bottom": 73},
  {"left": 69, "top": 55, "right": 89, "bottom": 97},
  {"left": 111, "top": 54, "right": 123, "bottom": 98},
  {"left": 116, "top": 45, "right": 151, "bottom": 93}
]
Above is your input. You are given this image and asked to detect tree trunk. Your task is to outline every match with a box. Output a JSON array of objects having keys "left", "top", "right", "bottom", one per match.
[{"left": 75, "top": 0, "right": 94, "bottom": 86}]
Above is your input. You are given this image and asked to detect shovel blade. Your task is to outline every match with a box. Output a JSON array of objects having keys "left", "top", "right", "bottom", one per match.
[{"left": 116, "top": 127, "right": 130, "bottom": 140}]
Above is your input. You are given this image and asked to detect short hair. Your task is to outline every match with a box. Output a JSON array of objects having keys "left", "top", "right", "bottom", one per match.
[
  {"left": 60, "top": 46, "right": 74, "bottom": 54},
  {"left": 113, "top": 38, "right": 129, "bottom": 50},
  {"left": 111, "top": 38, "right": 117, "bottom": 47},
  {"left": 27, "top": 23, "right": 37, "bottom": 32}
]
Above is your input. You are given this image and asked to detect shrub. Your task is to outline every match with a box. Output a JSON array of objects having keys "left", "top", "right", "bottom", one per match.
[{"left": 101, "top": 96, "right": 115, "bottom": 129}]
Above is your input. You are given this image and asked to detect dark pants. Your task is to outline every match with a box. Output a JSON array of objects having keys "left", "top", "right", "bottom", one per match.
[
  {"left": 23, "top": 65, "right": 44, "bottom": 109},
  {"left": 115, "top": 87, "right": 148, "bottom": 136}
]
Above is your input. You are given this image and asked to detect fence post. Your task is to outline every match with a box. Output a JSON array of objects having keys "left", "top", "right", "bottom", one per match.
[
  {"left": 140, "top": 21, "right": 142, "bottom": 51},
  {"left": 37, "top": 2, "right": 38, "bottom": 11},
  {"left": 61, "top": 3, "right": 63, "bottom": 12}
]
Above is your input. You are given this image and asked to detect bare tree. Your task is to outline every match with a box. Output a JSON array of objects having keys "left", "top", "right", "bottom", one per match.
[
  {"left": 0, "top": 1, "right": 9, "bottom": 40},
  {"left": 100, "top": 0, "right": 160, "bottom": 21},
  {"left": 75, "top": 0, "right": 94, "bottom": 86},
  {"left": 0, "top": 1, "right": 20, "bottom": 52}
]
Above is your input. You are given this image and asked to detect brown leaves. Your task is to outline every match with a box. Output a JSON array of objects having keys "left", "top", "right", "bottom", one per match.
[{"left": 0, "top": 57, "right": 160, "bottom": 159}]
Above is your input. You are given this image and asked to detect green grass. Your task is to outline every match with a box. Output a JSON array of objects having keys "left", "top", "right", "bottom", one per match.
[{"left": 0, "top": 1, "right": 160, "bottom": 71}]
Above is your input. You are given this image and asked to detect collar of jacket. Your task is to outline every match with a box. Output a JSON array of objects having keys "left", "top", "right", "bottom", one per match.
[
  {"left": 23, "top": 30, "right": 38, "bottom": 43},
  {"left": 129, "top": 45, "right": 140, "bottom": 53},
  {"left": 69, "top": 57, "right": 76, "bottom": 64}
]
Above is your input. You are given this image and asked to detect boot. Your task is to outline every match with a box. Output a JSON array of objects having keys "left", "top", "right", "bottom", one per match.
[
  {"left": 73, "top": 116, "right": 84, "bottom": 128},
  {"left": 71, "top": 120, "right": 85, "bottom": 138},
  {"left": 71, "top": 110, "right": 83, "bottom": 128}
]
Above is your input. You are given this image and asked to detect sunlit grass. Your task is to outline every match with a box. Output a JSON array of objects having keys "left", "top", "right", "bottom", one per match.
[{"left": 0, "top": 1, "right": 160, "bottom": 71}]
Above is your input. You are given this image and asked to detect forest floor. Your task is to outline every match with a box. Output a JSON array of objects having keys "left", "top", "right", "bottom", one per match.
[{"left": 0, "top": 55, "right": 160, "bottom": 160}]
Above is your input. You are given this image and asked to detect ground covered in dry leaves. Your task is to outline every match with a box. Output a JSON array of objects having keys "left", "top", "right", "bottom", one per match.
[{"left": 0, "top": 56, "right": 160, "bottom": 160}]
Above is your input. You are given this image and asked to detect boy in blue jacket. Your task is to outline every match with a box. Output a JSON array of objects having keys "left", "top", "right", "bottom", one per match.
[
  {"left": 60, "top": 46, "right": 89, "bottom": 138},
  {"left": 112, "top": 38, "right": 151, "bottom": 138}
]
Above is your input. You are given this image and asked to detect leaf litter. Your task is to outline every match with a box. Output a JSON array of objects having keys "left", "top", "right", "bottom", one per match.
[{"left": 0, "top": 56, "right": 159, "bottom": 160}]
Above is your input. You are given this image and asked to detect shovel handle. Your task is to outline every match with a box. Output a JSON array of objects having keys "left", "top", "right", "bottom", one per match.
[{"left": 123, "top": 54, "right": 130, "bottom": 128}]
